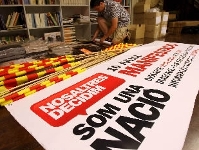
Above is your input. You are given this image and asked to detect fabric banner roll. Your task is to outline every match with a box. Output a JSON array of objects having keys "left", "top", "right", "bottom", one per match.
[{"left": 6, "top": 41, "right": 199, "bottom": 150}]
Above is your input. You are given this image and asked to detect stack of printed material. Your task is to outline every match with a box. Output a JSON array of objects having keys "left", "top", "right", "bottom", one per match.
[
  {"left": 0, "top": 44, "right": 26, "bottom": 63},
  {"left": 22, "top": 39, "right": 49, "bottom": 54},
  {"left": 49, "top": 42, "right": 74, "bottom": 56},
  {"left": 4, "top": 41, "right": 199, "bottom": 150},
  {"left": 63, "top": 26, "right": 77, "bottom": 44}
]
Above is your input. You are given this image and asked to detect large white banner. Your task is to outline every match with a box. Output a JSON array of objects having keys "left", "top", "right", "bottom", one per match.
[{"left": 6, "top": 41, "right": 199, "bottom": 150}]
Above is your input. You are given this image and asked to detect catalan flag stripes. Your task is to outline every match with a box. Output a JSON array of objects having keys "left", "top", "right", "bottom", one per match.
[
  {"left": 0, "top": 57, "right": 75, "bottom": 76},
  {"left": 0, "top": 55, "right": 75, "bottom": 70},
  {"left": 0, "top": 62, "right": 79, "bottom": 87},
  {"left": 0, "top": 68, "right": 86, "bottom": 106}
]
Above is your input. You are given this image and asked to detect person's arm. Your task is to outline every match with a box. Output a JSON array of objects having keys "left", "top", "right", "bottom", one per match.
[
  {"left": 92, "top": 25, "right": 101, "bottom": 41},
  {"left": 100, "top": 17, "right": 118, "bottom": 43}
]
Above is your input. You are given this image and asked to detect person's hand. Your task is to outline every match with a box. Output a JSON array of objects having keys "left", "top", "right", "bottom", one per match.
[
  {"left": 92, "top": 35, "right": 97, "bottom": 42},
  {"left": 100, "top": 36, "right": 106, "bottom": 44}
]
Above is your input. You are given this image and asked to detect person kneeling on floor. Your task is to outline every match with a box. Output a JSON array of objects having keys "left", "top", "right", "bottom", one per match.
[{"left": 90, "top": 0, "right": 131, "bottom": 45}]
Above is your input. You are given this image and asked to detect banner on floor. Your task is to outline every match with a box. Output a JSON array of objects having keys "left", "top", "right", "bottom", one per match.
[{"left": 6, "top": 41, "right": 199, "bottom": 150}]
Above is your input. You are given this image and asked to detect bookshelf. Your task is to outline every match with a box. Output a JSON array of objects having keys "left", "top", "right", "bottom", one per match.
[
  {"left": 0, "top": 0, "right": 133, "bottom": 43},
  {"left": 0, "top": 0, "right": 90, "bottom": 42}
]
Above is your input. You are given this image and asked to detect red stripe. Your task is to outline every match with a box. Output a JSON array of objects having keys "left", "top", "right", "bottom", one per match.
[
  {"left": 53, "top": 78, "right": 63, "bottom": 83},
  {"left": 0, "top": 70, "right": 9, "bottom": 76},
  {"left": 46, "top": 68, "right": 55, "bottom": 74},
  {"left": 35, "top": 86, "right": 46, "bottom": 92},
  {"left": 4, "top": 92, "right": 20, "bottom": 101},
  {"left": 3, "top": 78, "right": 17, "bottom": 86},
  {"left": 27, "top": 74, "right": 39, "bottom": 81},
  {"left": 29, "top": 84, "right": 43, "bottom": 90},
  {"left": 3, "top": 73, "right": 17, "bottom": 80},
  {"left": 66, "top": 71, "right": 78, "bottom": 76},
  {"left": 63, "top": 63, "right": 71, "bottom": 68},
  {"left": 13, "top": 94, "right": 26, "bottom": 102}
]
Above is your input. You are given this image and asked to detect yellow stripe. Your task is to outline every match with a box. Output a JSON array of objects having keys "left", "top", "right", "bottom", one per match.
[
  {"left": 41, "top": 80, "right": 51, "bottom": 85},
  {"left": 18, "top": 88, "right": 31, "bottom": 95},
  {"left": 55, "top": 66, "right": 63, "bottom": 71},
  {"left": 52, "top": 62, "right": 61, "bottom": 66},
  {"left": 25, "top": 90, "right": 36, "bottom": 96},
  {"left": 35, "top": 66, "right": 44, "bottom": 70},
  {"left": 29, "top": 65, "right": 38, "bottom": 69},
  {"left": 46, "top": 81, "right": 55, "bottom": 87},
  {"left": 37, "top": 71, "right": 46, "bottom": 78},
  {"left": 67, "top": 58, "right": 75, "bottom": 62},
  {"left": 0, "top": 76, "right": 5, "bottom": 81},
  {"left": 73, "top": 68, "right": 86, "bottom": 73},
  {"left": 8, "top": 69, "right": 19, "bottom": 74},
  {"left": 32, "top": 60, "right": 40, "bottom": 64},
  {"left": 15, "top": 70, "right": 27, "bottom": 76},
  {"left": 50, "top": 58, "right": 58, "bottom": 61},
  {"left": 0, "top": 100, "right": 13, "bottom": 106},
  {"left": 0, "top": 81, "right": 4, "bottom": 86},
  {"left": 0, "top": 86, "right": 8, "bottom": 92},
  {"left": 0, "top": 98, "right": 5, "bottom": 103},
  {"left": 46, "top": 61, "right": 55, "bottom": 65},
  {"left": 16, "top": 76, "right": 28, "bottom": 85},
  {"left": 66, "top": 55, "right": 73, "bottom": 58},
  {"left": 62, "top": 75, "right": 71, "bottom": 80},
  {"left": 58, "top": 74, "right": 66, "bottom": 79},
  {"left": 71, "top": 62, "right": 80, "bottom": 66}
]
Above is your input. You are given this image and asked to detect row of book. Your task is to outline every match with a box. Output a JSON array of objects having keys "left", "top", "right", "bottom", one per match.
[
  {"left": 0, "top": 0, "right": 88, "bottom": 5},
  {"left": 60, "top": 0, "right": 87, "bottom": 5},
  {"left": 0, "top": 0, "right": 22, "bottom": 5},
  {"left": 26, "top": 12, "right": 61, "bottom": 28},
  {"left": 24, "top": 0, "right": 56, "bottom": 4},
  {"left": 0, "top": 12, "right": 26, "bottom": 30}
]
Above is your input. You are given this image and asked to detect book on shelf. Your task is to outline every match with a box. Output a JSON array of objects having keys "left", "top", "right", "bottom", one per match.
[
  {"left": 6, "top": 14, "right": 11, "bottom": 28},
  {"left": 6, "top": 12, "right": 21, "bottom": 27},
  {"left": 29, "top": 0, "right": 36, "bottom": 4},
  {"left": 46, "top": 12, "right": 58, "bottom": 26},
  {"left": 8, "top": 12, "right": 17, "bottom": 27},
  {"left": 23, "top": 0, "right": 30, "bottom": 4},
  {"left": 24, "top": 0, "right": 54, "bottom": 4},
  {"left": 13, "top": 12, "right": 20, "bottom": 26},
  {"left": 61, "top": 0, "right": 87, "bottom": 5},
  {"left": 26, "top": 13, "right": 36, "bottom": 28},
  {"left": 125, "top": 0, "right": 130, "bottom": 6},
  {"left": 5, "top": 12, "right": 26, "bottom": 28},
  {"left": 0, "top": 0, "right": 22, "bottom": 4},
  {"left": 25, "top": 12, "right": 60, "bottom": 28},
  {"left": 34, "top": 13, "right": 41, "bottom": 28},
  {"left": 0, "top": 14, "right": 7, "bottom": 30}
]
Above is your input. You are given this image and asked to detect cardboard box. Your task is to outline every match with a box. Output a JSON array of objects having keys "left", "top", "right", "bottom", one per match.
[
  {"left": 168, "top": 21, "right": 199, "bottom": 27},
  {"left": 167, "top": 27, "right": 182, "bottom": 34},
  {"left": 134, "top": 2, "right": 150, "bottom": 13},
  {"left": 133, "top": 13, "right": 145, "bottom": 24},
  {"left": 168, "top": 13, "right": 177, "bottom": 21},
  {"left": 145, "top": 24, "right": 160, "bottom": 38},
  {"left": 161, "top": 12, "right": 169, "bottom": 24},
  {"left": 159, "top": 24, "right": 167, "bottom": 37},
  {"left": 145, "top": 12, "right": 162, "bottom": 25},
  {"left": 128, "top": 24, "right": 145, "bottom": 39},
  {"left": 129, "top": 38, "right": 144, "bottom": 44},
  {"left": 138, "top": 0, "right": 151, "bottom": 4}
]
